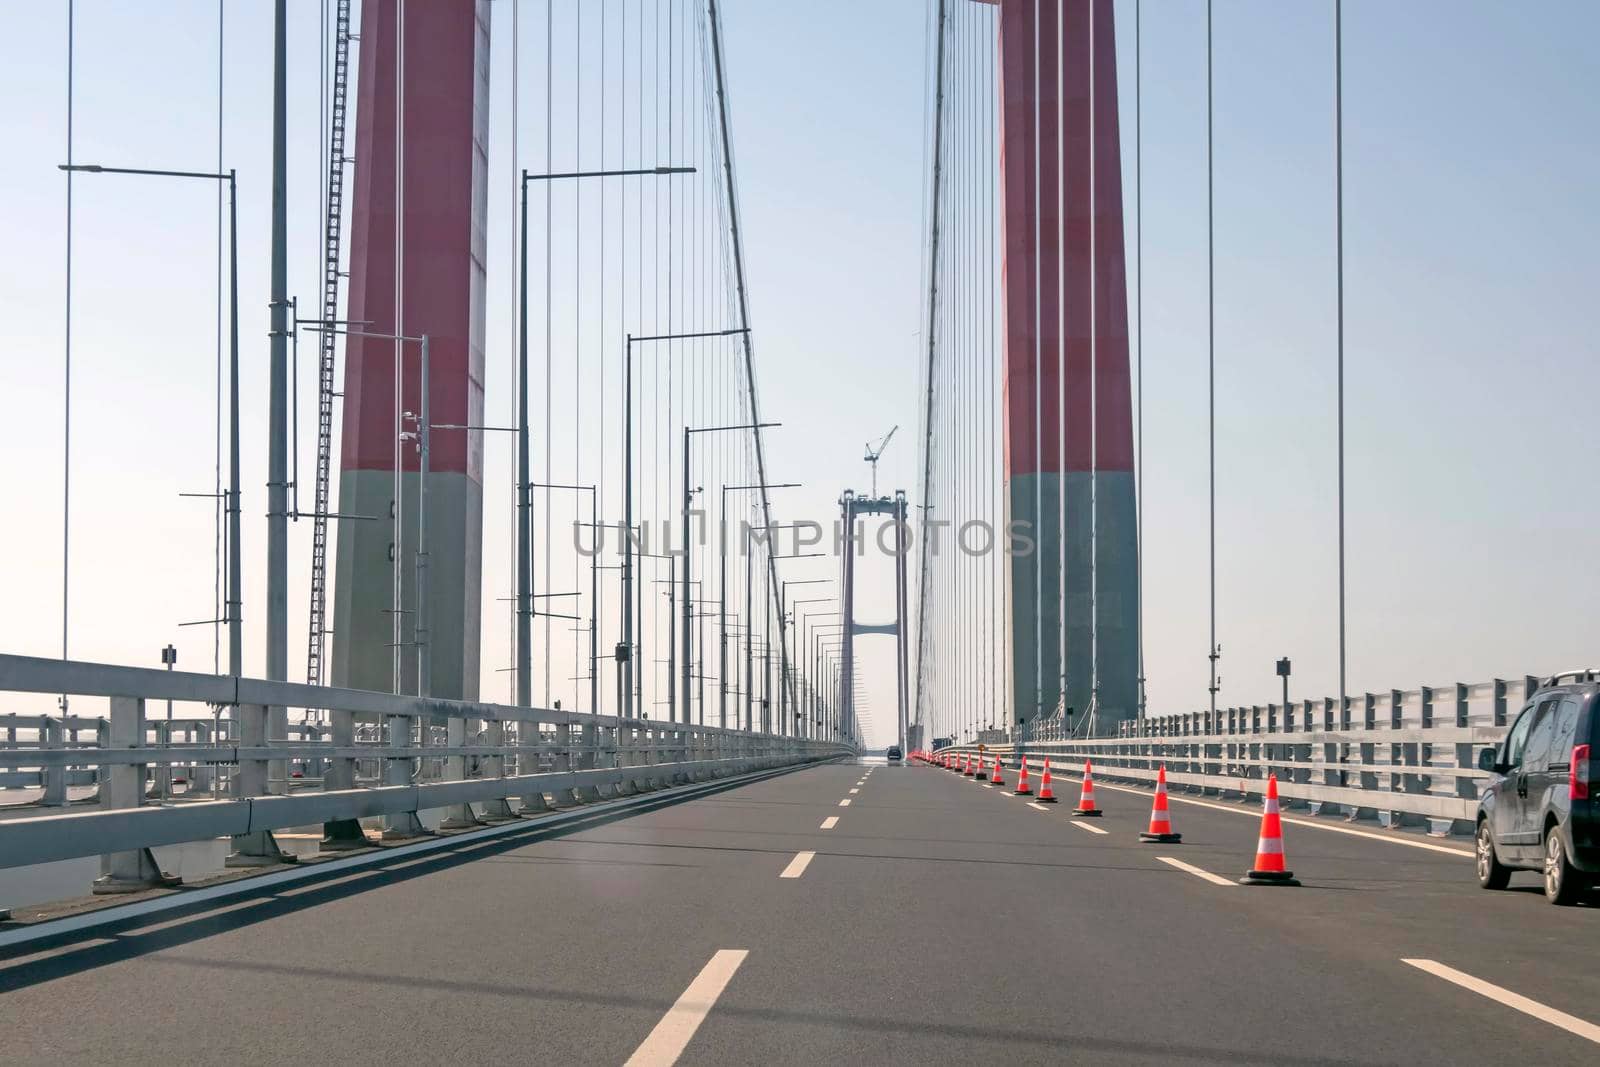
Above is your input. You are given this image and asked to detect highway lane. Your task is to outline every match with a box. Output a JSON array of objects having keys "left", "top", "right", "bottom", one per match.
[
  {"left": 0, "top": 764, "right": 868, "bottom": 1064},
  {"left": 1006, "top": 759, "right": 1600, "bottom": 1025},
  {"left": 2, "top": 757, "right": 1597, "bottom": 1064},
  {"left": 694, "top": 759, "right": 1599, "bottom": 1064}
]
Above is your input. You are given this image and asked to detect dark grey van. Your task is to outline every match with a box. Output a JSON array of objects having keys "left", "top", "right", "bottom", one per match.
[{"left": 1475, "top": 670, "right": 1599, "bottom": 904}]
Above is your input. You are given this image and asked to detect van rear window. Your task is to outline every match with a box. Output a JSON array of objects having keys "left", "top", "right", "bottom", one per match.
[{"left": 1551, "top": 698, "right": 1581, "bottom": 754}]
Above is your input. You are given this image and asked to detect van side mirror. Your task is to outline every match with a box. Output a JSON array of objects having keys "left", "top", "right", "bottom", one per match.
[{"left": 1477, "top": 748, "right": 1499, "bottom": 773}]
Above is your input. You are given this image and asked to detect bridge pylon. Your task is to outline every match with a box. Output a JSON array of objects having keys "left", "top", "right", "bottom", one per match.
[{"left": 840, "top": 490, "right": 911, "bottom": 753}]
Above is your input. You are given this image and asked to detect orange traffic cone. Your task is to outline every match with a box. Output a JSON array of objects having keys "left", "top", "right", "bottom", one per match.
[
  {"left": 1033, "top": 758, "right": 1058, "bottom": 803},
  {"left": 963, "top": 755, "right": 976, "bottom": 777},
  {"left": 975, "top": 754, "right": 988, "bottom": 781},
  {"left": 1013, "top": 757, "right": 1032, "bottom": 796},
  {"left": 990, "top": 756, "right": 1005, "bottom": 788},
  {"left": 1138, "top": 764, "right": 1182, "bottom": 843},
  {"left": 1072, "top": 760, "right": 1102, "bottom": 817},
  {"left": 1239, "top": 774, "right": 1300, "bottom": 886}
]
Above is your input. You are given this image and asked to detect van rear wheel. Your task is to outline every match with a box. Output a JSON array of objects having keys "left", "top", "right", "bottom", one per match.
[
  {"left": 1544, "top": 827, "right": 1582, "bottom": 905},
  {"left": 1476, "top": 821, "right": 1510, "bottom": 890}
]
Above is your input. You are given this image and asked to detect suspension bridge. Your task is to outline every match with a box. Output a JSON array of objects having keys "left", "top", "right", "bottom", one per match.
[{"left": 2, "top": 0, "right": 1597, "bottom": 1063}]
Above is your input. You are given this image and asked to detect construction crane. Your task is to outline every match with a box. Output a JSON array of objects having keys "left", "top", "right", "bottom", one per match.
[{"left": 864, "top": 425, "right": 898, "bottom": 498}]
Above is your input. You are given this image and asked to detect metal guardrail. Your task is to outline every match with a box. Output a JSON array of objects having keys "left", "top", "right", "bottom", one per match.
[
  {"left": 0, "top": 654, "right": 852, "bottom": 896},
  {"left": 933, "top": 674, "right": 1547, "bottom": 834}
]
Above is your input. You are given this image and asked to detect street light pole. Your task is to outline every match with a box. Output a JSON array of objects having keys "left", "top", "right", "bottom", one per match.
[
  {"left": 682, "top": 424, "right": 777, "bottom": 726},
  {"left": 622, "top": 328, "right": 747, "bottom": 720},
  {"left": 719, "top": 482, "right": 798, "bottom": 731},
  {"left": 267, "top": 0, "right": 289, "bottom": 700},
  {"left": 519, "top": 165, "right": 694, "bottom": 710},
  {"left": 780, "top": 577, "right": 828, "bottom": 736},
  {"left": 532, "top": 483, "right": 599, "bottom": 714},
  {"left": 518, "top": 175, "right": 531, "bottom": 707},
  {"left": 414, "top": 335, "right": 431, "bottom": 697},
  {"left": 227, "top": 170, "right": 241, "bottom": 680},
  {"left": 513, "top": 162, "right": 694, "bottom": 713},
  {"left": 790, "top": 601, "right": 837, "bottom": 738},
  {"left": 803, "top": 617, "right": 844, "bottom": 739},
  {"left": 61, "top": 163, "right": 242, "bottom": 676}
]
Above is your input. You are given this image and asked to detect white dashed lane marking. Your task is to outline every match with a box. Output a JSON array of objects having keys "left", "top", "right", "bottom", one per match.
[
  {"left": 1402, "top": 959, "right": 1600, "bottom": 1045},
  {"left": 624, "top": 949, "right": 749, "bottom": 1067},
  {"left": 1156, "top": 855, "right": 1234, "bottom": 887},
  {"left": 780, "top": 851, "right": 816, "bottom": 879}
]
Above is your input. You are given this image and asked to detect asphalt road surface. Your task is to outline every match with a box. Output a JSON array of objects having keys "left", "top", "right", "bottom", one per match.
[{"left": 3, "top": 758, "right": 1597, "bottom": 1065}]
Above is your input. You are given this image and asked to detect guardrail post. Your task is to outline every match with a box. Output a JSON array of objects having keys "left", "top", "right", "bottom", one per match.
[
  {"left": 319, "top": 701, "right": 366, "bottom": 851},
  {"left": 440, "top": 711, "right": 484, "bottom": 829},
  {"left": 1453, "top": 680, "right": 1477, "bottom": 799},
  {"left": 641, "top": 724, "right": 664, "bottom": 790},
  {"left": 518, "top": 719, "right": 552, "bottom": 813},
  {"left": 1292, "top": 699, "right": 1312, "bottom": 791},
  {"left": 90, "top": 717, "right": 108, "bottom": 801},
  {"left": 480, "top": 715, "right": 516, "bottom": 819},
  {"left": 228, "top": 702, "right": 296, "bottom": 865},
  {"left": 379, "top": 710, "right": 428, "bottom": 839},
  {"left": 1446, "top": 682, "right": 1478, "bottom": 834},
  {"left": 1315, "top": 696, "right": 1340, "bottom": 817},
  {"left": 1343, "top": 693, "right": 1377, "bottom": 822},
  {"left": 1391, "top": 688, "right": 1424, "bottom": 827},
  {"left": 93, "top": 696, "right": 179, "bottom": 893},
  {"left": 576, "top": 717, "right": 603, "bottom": 801},
  {"left": 190, "top": 719, "right": 214, "bottom": 794},
  {"left": 620, "top": 722, "right": 643, "bottom": 793},
  {"left": 40, "top": 715, "right": 68, "bottom": 806},
  {"left": 148, "top": 719, "right": 171, "bottom": 800},
  {"left": 547, "top": 720, "right": 580, "bottom": 807}
]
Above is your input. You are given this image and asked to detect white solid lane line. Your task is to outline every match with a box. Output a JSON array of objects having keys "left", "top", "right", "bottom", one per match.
[
  {"left": 838, "top": 798, "right": 852, "bottom": 807},
  {"left": 780, "top": 851, "right": 816, "bottom": 879},
  {"left": 1402, "top": 959, "right": 1600, "bottom": 1045},
  {"left": 820, "top": 816, "right": 839, "bottom": 830},
  {"left": 1069, "top": 819, "right": 1108, "bottom": 835},
  {"left": 1156, "top": 855, "right": 1236, "bottom": 887},
  {"left": 624, "top": 949, "right": 750, "bottom": 1067}
]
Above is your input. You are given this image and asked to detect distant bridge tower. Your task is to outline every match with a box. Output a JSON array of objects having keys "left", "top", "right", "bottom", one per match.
[{"left": 840, "top": 490, "right": 911, "bottom": 753}]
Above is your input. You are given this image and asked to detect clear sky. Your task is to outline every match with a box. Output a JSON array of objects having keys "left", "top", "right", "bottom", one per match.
[{"left": 1, "top": 1, "right": 1596, "bottom": 743}]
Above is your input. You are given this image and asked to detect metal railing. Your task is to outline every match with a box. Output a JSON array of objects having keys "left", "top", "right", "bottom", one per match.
[
  {"left": 0, "top": 653, "right": 851, "bottom": 895},
  {"left": 933, "top": 674, "right": 1549, "bottom": 834}
]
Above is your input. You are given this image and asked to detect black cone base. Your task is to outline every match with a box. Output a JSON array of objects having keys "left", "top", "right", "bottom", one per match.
[
  {"left": 1239, "top": 869, "right": 1300, "bottom": 886},
  {"left": 1033, "top": 795, "right": 1059, "bottom": 804},
  {"left": 1013, "top": 789, "right": 1033, "bottom": 796},
  {"left": 1139, "top": 831, "right": 1182, "bottom": 843},
  {"left": 1071, "top": 808, "right": 1103, "bottom": 817},
  {"left": 974, "top": 773, "right": 987, "bottom": 780}
]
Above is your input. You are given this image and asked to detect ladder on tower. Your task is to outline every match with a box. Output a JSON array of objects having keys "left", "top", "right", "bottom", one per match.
[{"left": 305, "top": 0, "right": 354, "bottom": 695}]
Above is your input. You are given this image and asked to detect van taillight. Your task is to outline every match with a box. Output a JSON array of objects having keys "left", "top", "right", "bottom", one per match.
[{"left": 1572, "top": 744, "right": 1591, "bottom": 801}]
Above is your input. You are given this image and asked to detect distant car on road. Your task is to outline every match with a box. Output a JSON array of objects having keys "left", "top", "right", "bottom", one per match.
[
  {"left": 1475, "top": 670, "right": 1598, "bottom": 904},
  {"left": 885, "top": 745, "right": 902, "bottom": 763}
]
